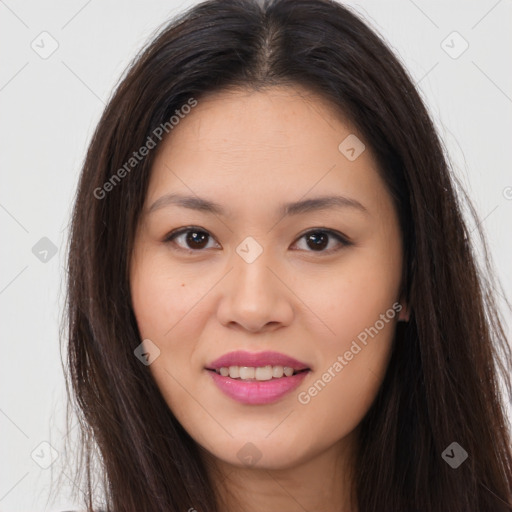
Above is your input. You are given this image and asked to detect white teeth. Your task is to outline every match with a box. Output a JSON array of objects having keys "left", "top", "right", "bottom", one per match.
[
  {"left": 228, "top": 365, "right": 239, "bottom": 378},
  {"left": 255, "top": 365, "right": 273, "bottom": 381},
  {"left": 272, "top": 366, "right": 284, "bottom": 378},
  {"left": 283, "top": 366, "right": 294, "bottom": 377},
  {"left": 239, "top": 367, "right": 255, "bottom": 380},
  {"left": 215, "top": 365, "right": 303, "bottom": 380}
]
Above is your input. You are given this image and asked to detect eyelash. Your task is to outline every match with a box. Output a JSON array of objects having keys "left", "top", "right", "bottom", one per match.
[{"left": 163, "top": 226, "right": 352, "bottom": 255}]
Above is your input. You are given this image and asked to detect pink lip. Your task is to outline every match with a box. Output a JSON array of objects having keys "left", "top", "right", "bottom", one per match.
[
  {"left": 206, "top": 369, "right": 309, "bottom": 405},
  {"left": 205, "top": 350, "right": 311, "bottom": 405},
  {"left": 206, "top": 350, "right": 311, "bottom": 371}
]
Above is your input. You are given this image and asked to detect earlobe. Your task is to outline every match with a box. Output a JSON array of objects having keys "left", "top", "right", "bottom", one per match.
[
  {"left": 397, "top": 302, "right": 410, "bottom": 322},
  {"left": 396, "top": 294, "right": 410, "bottom": 322}
]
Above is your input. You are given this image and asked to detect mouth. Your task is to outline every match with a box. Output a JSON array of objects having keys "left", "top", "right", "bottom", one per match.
[
  {"left": 206, "top": 365, "right": 310, "bottom": 381},
  {"left": 204, "top": 350, "right": 311, "bottom": 404},
  {"left": 205, "top": 350, "right": 311, "bottom": 380}
]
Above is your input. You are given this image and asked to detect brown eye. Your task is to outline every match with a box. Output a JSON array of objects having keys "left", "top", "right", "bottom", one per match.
[
  {"left": 184, "top": 230, "right": 209, "bottom": 249},
  {"left": 164, "top": 227, "right": 351, "bottom": 255},
  {"left": 305, "top": 231, "right": 329, "bottom": 251},
  {"left": 164, "top": 227, "right": 219, "bottom": 252},
  {"left": 293, "top": 229, "right": 351, "bottom": 254}
]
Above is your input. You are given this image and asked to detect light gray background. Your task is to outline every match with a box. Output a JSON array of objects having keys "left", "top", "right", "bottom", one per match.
[{"left": 1, "top": 1, "right": 511, "bottom": 510}]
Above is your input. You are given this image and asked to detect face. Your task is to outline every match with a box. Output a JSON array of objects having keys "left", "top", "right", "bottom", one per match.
[{"left": 130, "top": 86, "right": 406, "bottom": 471}]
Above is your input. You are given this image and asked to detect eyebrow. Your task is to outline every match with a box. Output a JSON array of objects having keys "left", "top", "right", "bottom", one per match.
[{"left": 147, "top": 193, "right": 368, "bottom": 217}]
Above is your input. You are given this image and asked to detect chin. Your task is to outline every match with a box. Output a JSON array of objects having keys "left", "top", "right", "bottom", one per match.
[{"left": 200, "top": 432, "right": 310, "bottom": 471}]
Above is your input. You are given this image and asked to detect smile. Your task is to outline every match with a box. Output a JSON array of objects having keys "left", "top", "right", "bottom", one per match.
[
  {"left": 205, "top": 350, "right": 312, "bottom": 405},
  {"left": 210, "top": 365, "right": 308, "bottom": 380}
]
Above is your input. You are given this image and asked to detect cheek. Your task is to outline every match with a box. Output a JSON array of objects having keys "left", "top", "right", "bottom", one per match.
[
  {"left": 130, "top": 256, "right": 200, "bottom": 391},
  {"left": 302, "top": 246, "right": 402, "bottom": 342},
  {"left": 293, "top": 248, "right": 401, "bottom": 435},
  {"left": 296, "top": 300, "right": 397, "bottom": 446},
  {"left": 129, "top": 252, "right": 216, "bottom": 411},
  {"left": 130, "top": 253, "right": 203, "bottom": 339}
]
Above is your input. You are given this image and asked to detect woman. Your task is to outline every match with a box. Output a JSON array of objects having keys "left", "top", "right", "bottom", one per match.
[{"left": 63, "top": 0, "right": 512, "bottom": 510}]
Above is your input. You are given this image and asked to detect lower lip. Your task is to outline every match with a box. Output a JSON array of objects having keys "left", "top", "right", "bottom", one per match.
[{"left": 206, "top": 370, "right": 310, "bottom": 405}]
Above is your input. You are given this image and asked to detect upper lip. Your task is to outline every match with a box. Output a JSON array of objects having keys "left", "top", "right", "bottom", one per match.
[{"left": 206, "top": 350, "right": 311, "bottom": 371}]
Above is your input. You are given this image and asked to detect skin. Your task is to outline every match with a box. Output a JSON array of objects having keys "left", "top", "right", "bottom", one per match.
[{"left": 130, "top": 85, "right": 408, "bottom": 512}]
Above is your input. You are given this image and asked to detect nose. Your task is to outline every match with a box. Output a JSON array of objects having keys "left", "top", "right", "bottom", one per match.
[{"left": 216, "top": 248, "right": 294, "bottom": 333}]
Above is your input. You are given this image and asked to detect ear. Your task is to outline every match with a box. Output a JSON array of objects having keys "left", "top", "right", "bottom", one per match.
[{"left": 397, "top": 297, "right": 410, "bottom": 322}]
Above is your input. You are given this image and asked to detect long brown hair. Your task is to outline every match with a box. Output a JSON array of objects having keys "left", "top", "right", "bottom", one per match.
[{"left": 62, "top": 0, "right": 512, "bottom": 510}]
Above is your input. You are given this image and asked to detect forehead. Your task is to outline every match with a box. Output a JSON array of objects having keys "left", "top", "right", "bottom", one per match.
[
  {"left": 162, "top": 85, "right": 356, "bottom": 154},
  {"left": 145, "top": 86, "right": 387, "bottom": 217}
]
